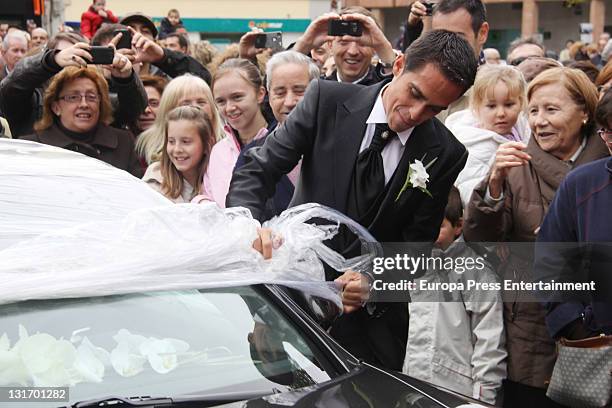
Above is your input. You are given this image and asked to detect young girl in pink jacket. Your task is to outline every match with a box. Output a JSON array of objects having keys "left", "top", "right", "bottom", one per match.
[{"left": 198, "top": 58, "right": 272, "bottom": 208}]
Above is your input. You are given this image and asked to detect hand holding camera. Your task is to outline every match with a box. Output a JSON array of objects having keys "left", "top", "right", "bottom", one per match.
[
  {"left": 337, "top": 13, "right": 396, "bottom": 69},
  {"left": 239, "top": 28, "right": 267, "bottom": 60},
  {"left": 408, "top": 1, "right": 433, "bottom": 26},
  {"left": 293, "top": 12, "right": 338, "bottom": 55}
]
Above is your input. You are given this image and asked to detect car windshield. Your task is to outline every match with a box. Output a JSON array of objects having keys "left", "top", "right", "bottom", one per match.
[{"left": 0, "top": 286, "right": 332, "bottom": 407}]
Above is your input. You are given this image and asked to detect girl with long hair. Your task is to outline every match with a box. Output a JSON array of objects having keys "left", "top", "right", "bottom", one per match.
[{"left": 142, "top": 106, "right": 215, "bottom": 203}]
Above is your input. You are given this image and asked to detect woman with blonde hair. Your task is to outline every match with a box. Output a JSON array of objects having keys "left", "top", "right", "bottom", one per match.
[
  {"left": 446, "top": 64, "right": 530, "bottom": 205},
  {"left": 464, "top": 67, "right": 608, "bottom": 407},
  {"left": 22, "top": 66, "right": 142, "bottom": 176},
  {"left": 142, "top": 106, "right": 215, "bottom": 203},
  {"left": 135, "top": 74, "right": 224, "bottom": 165}
]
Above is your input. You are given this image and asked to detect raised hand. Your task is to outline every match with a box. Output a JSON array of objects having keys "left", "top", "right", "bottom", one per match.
[
  {"left": 238, "top": 29, "right": 265, "bottom": 60},
  {"left": 293, "top": 12, "right": 339, "bottom": 55},
  {"left": 54, "top": 42, "right": 93, "bottom": 68},
  {"left": 408, "top": 1, "right": 428, "bottom": 26},
  {"left": 489, "top": 141, "right": 531, "bottom": 199},
  {"left": 341, "top": 13, "right": 395, "bottom": 66},
  {"left": 127, "top": 26, "right": 164, "bottom": 64}
]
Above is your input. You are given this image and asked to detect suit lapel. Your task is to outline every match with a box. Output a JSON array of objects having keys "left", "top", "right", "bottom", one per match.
[
  {"left": 375, "top": 120, "right": 443, "bottom": 221},
  {"left": 333, "top": 81, "right": 387, "bottom": 213}
]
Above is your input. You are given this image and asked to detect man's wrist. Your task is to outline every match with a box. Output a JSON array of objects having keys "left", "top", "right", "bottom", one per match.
[
  {"left": 293, "top": 38, "right": 313, "bottom": 55},
  {"left": 376, "top": 42, "right": 396, "bottom": 67}
]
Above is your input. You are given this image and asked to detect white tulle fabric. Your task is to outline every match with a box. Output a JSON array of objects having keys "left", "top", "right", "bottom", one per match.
[{"left": 0, "top": 139, "right": 379, "bottom": 306}]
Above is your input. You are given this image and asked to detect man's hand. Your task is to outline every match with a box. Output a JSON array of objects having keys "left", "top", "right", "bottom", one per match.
[
  {"left": 239, "top": 29, "right": 266, "bottom": 60},
  {"left": 293, "top": 13, "right": 338, "bottom": 55},
  {"left": 128, "top": 26, "right": 164, "bottom": 64},
  {"left": 252, "top": 228, "right": 283, "bottom": 260},
  {"left": 54, "top": 42, "right": 92, "bottom": 68},
  {"left": 106, "top": 33, "right": 133, "bottom": 78},
  {"left": 335, "top": 270, "right": 370, "bottom": 314},
  {"left": 408, "top": 1, "right": 427, "bottom": 26},
  {"left": 341, "top": 13, "right": 396, "bottom": 67}
]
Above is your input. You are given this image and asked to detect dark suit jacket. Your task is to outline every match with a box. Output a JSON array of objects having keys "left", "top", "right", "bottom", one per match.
[
  {"left": 226, "top": 79, "right": 467, "bottom": 245},
  {"left": 226, "top": 79, "right": 468, "bottom": 369}
]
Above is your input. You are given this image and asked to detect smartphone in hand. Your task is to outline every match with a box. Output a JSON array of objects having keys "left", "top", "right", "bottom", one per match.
[
  {"left": 328, "top": 20, "right": 363, "bottom": 37},
  {"left": 112, "top": 29, "right": 132, "bottom": 49},
  {"left": 89, "top": 46, "right": 114, "bottom": 64},
  {"left": 254, "top": 32, "right": 283, "bottom": 51}
]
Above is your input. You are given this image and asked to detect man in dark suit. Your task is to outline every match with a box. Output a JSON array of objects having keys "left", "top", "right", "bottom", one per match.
[{"left": 226, "top": 30, "right": 478, "bottom": 370}]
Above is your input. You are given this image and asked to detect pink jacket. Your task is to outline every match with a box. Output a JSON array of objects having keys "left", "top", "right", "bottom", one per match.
[{"left": 194, "top": 126, "right": 268, "bottom": 207}]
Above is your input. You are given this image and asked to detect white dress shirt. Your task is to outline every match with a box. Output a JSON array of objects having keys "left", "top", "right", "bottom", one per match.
[{"left": 360, "top": 85, "right": 414, "bottom": 184}]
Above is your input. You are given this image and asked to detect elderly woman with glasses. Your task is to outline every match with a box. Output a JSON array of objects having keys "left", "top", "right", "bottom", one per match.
[
  {"left": 463, "top": 67, "right": 609, "bottom": 407},
  {"left": 22, "top": 66, "right": 142, "bottom": 177}
]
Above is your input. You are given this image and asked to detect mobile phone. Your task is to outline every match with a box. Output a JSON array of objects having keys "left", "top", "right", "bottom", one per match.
[
  {"left": 89, "top": 46, "right": 114, "bottom": 64},
  {"left": 328, "top": 20, "right": 363, "bottom": 37},
  {"left": 112, "top": 29, "right": 132, "bottom": 49},
  {"left": 254, "top": 32, "right": 283, "bottom": 50},
  {"left": 423, "top": 2, "right": 434, "bottom": 16}
]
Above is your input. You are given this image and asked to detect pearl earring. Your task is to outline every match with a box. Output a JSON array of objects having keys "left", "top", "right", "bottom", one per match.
[{"left": 582, "top": 119, "right": 587, "bottom": 125}]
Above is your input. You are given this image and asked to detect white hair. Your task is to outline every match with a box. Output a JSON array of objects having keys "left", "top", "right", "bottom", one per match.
[
  {"left": 3, "top": 31, "right": 28, "bottom": 50},
  {"left": 265, "top": 50, "right": 320, "bottom": 90}
]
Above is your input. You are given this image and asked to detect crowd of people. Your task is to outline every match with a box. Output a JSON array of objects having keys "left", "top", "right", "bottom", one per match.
[{"left": 1, "top": 0, "right": 611, "bottom": 407}]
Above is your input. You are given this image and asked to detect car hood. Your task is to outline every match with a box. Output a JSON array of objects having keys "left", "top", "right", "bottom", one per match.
[{"left": 212, "top": 364, "right": 488, "bottom": 408}]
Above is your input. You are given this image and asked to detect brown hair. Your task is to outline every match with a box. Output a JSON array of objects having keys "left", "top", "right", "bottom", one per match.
[
  {"left": 338, "top": 6, "right": 380, "bottom": 28},
  {"left": 140, "top": 74, "right": 168, "bottom": 96},
  {"left": 213, "top": 58, "right": 264, "bottom": 95},
  {"left": 595, "top": 88, "right": 612, "bottom": 128},
  {"left": 192, "top": 40, "right": 217, "bottom": 68},
  {"left": 161, "top": 106, "right": 214, "bottom": 199},
  {"left": 34, "top": 66, "right": 113, "bottom": 132},
  {"left": 595, "top": 60, "right": 612, "bottom": 88},
  {"left": 568, "top": 61, "right": 600, "bottom": 84},
  {"left": 47, "top": 32, "right": 87, "bottom": 50},
  {"left": 444, "top": 186, "right": 463, "bottom": 227},
  {"left": 528, "top": 67, "right": 599, "bottom": 138}
]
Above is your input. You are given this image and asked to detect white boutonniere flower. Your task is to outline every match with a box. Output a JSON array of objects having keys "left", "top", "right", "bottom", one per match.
[{"left": 395, "top": 155, "right": 438, "bottom": 202}]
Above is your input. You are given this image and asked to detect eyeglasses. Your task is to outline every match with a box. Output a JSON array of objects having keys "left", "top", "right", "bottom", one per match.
[
  {"left": 598, "top": 128, "right": 612, "bottom": 142},
  {"left": 58, "top": 93, "right": 100, "bottom": 104}
]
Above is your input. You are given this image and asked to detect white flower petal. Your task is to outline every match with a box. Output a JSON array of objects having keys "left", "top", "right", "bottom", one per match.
[
  {"left": 18, "top": 325, "right": 28, "bottom": 341},
  {"left": 113, "top": 329, "right": 147, "bottom": 352},
  {"left": 0, "top": 349, "right": 29, "bottom": 386},
  {"left": 74, "top": 337, "right": 108, "bottom": 383},
  {"left": 19, "top": 335, "right": 76, "bottom": 387},
  {"left": 110, "top": 341, "right": 145, "bottom": 377}
]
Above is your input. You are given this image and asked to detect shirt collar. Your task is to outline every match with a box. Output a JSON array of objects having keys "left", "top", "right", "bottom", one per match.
[
  {"left": 336, "top": 68, "right": 370, "bottom": 85},
  {"left": 567, "top": 136, "right": 588, "bottom": 165},
  {"left": 365, "top": 84, "right": 413, "bottom": 145}
]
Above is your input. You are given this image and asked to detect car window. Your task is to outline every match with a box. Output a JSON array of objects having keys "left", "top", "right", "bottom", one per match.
[{"left": 0, "top": 286, "right": 332, "bottom": 406}]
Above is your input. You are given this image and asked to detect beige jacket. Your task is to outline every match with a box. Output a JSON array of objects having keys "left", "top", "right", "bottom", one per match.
[{"left": 142, "top": 162, "right": 196, "bottom": 204}]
